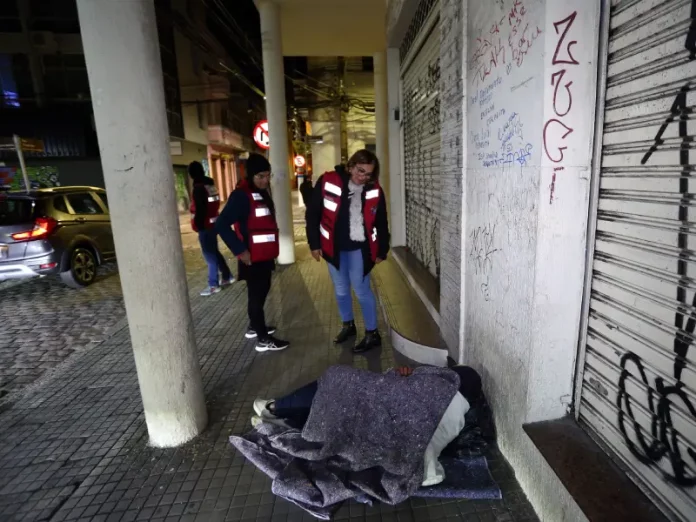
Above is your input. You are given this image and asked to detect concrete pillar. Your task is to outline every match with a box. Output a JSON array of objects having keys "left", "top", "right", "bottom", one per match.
[
  {"left": 374, "top": 51, "right": 390, "bottom": 200},
  {"left": 386, "top": 47, "right": 406, "bottom": 246},
  {"left": 76, "top": 0, "right": 207, "bottom": 447},
  {"left": 255, "top": 0, "right": 295, "bottom": 264}
]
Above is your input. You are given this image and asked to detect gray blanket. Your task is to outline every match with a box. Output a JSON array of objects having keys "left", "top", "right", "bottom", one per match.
[{"left": 229, "top": 365, "right": 459, "bottom": 519}]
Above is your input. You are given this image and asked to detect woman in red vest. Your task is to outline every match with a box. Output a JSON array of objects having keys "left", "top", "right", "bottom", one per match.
[
  {"left": 216, "top": 153, "right": 289, "bottom": 353},
  {"left": 306, "top": 149, "right": 390, "bottom": 353}
]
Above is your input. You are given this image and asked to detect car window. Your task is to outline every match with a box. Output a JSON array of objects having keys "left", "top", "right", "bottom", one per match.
[
  {"left": 67, "top": 193, "right": 104, "bottom": 215},
  {"left": 0, "top": 197, "right": 35, "bottom": 225},
  {"left": 53, "top": 196, "right": 69, "bottom": 214},
  {"left": 96, "top": 192, "right": 108, "bottom": 210}
]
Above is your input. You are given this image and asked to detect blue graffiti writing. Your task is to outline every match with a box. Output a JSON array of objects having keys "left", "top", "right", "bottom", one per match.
[
  {"left": 471, "top": 76, "right": 503, "bottom": 107},
  {"left": 498, "top": 112, "right": 524, "bottom": 152},
  {"left": 482, "top": 143, "right": 533, "bottom": 168}
]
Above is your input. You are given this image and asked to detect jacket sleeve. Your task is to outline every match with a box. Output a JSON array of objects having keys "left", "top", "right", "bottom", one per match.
[
  {"left": 306, "top": 175, "right": 325, "bottom": 251},
  {"left": 192, "top": 184, "right": 208, "bottom": 231},
  {"left": 376, "top": 189, "right": 390, "bottom": 259},
  {"left": 215, "top": 190, "right": 249, "bottom": 256}
]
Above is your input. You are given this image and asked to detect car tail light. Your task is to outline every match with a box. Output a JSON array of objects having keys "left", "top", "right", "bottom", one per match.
[{"left": 11, "top": 217, "right": 58, "bottom": 241}]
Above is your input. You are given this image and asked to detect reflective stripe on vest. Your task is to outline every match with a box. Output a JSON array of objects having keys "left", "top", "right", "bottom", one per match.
[
  {"left": 190, "top": 182, "right": 221, "bottom": 232},
  {"left": 319, "top": 171, "right": 381, "bottom": 261},
  {"left": 234, "top": 187, "right": 280, "bottom": 263}
]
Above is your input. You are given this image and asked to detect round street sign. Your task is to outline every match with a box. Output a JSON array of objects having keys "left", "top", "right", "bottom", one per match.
[
  {"left": 294, "top": 155, "right": 306, "bottom": 168},
  {"left": 253, "top": 120, "right": 270, "bottom": 150}
]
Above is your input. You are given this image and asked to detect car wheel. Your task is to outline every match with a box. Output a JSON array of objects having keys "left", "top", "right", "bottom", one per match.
[{"left": 60, "top": 247, "right": 98, "bottom": 288}]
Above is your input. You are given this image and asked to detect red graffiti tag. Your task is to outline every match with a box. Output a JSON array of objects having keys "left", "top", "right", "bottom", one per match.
[
  {"left": 543, "top": 119, "right": 573, "bottom": 163},
  {"left": 551, "top": 69, "right": 573, "bottom": 117},
  {"left": 544, "top": 11, "right": 580, "bottom": 198},
  {"left": 552, "top": 12, "right": 579, "bottom": 65}
]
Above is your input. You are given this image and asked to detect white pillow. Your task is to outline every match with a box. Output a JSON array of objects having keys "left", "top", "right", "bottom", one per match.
[{"left": 421, "top": 391, "right": 469, "bottom": 487}]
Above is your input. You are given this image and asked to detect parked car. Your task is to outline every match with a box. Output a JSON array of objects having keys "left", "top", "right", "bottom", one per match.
[{"left": 0, "top": 186, "right": 114, "bottom": 288}]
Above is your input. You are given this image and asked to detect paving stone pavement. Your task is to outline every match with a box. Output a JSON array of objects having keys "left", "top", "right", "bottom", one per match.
[
  {"left": 0, "top": 197, "right": 539, "bottom": 522},
  {"left": 0, "top": 216, "right": 216, "bottom": 404}
]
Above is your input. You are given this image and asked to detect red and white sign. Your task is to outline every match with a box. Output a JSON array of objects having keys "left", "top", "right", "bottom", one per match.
[
  {"left": 294, "top": 155, "right": 306, "bottom": 168},
  {"left": 253, "top": 120, "right": 270, "bottom": 150}
]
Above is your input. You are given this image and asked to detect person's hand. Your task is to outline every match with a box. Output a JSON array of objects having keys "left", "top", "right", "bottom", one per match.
[
  {"left": 239, "top": 251, "right": 252, "bottom": 265},
  {"left": 375, "top": 257, "right": 384, "bottom": 264},
  {"left": 396, "top": 366, "right": 413, "bottom": 377},
  {"left": 311, "top": 250, "right": 322, "bottom": 262}
]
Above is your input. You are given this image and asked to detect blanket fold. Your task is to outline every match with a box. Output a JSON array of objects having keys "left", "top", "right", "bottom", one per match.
[{"left": 230, "top": 365, "right": 460, "bottom": 519}]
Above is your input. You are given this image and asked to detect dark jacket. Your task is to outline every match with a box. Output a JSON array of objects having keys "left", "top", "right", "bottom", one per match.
[
  {"left": 191, "top": 176, "right": 215, "bottom": 232},
  {"left": 215, "top": 182, "right": 276, "bottom": 280},
  {"left": 306, "top": 165, "right": 390, "bottom": 276},
  {"left": 299, "top": 179, "right": 313, "bottom": 207}
]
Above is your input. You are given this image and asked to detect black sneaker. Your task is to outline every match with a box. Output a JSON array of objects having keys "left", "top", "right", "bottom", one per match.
[
  {"left": 353, "top": 330, "right": 381, "bottom": 354},
  {"left": 255, "top": 335, "right": 290, "bottom": 353},
  {"left": 334, "top": 321, "right": 357, "bottom": 344},
  {"left": 246, "top": 326, "right": 276, "bottom": 339}
]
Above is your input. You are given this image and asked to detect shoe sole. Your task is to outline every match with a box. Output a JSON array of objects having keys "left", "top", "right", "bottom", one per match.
[
  {"left": 246, "top": 329, "right": 276, "bottom": 339},
  {"left": 255, "top": 344, "right": 289, "bottom": 353},
  {"left": 334, "top": 333, "right": 357, "bottom": 344}
]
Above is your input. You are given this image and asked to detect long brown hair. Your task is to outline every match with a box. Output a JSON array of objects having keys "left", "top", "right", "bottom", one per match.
[{"left": 347, "top": 149, "right": 380, "bottom": 180}]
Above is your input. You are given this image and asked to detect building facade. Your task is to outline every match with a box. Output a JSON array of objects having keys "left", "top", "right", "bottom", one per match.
[
  {"left": 0, "top": 0, "right": 263, "bottom": 207},
  {"left": 268, "top": 0, "right": 696, "bottom": 519}
]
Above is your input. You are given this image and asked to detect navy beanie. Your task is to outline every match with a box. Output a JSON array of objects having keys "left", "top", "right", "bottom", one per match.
[{"left": 246, "top": 153, "right": 271, "bottom": 178}]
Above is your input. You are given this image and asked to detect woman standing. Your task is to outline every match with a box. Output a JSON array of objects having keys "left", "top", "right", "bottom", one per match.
[
  {"left": 216, "top": 153, "right": 290, "bottom": 353},
  {"left": 306, "top": 149, "right": 390, "bottom": 353}
]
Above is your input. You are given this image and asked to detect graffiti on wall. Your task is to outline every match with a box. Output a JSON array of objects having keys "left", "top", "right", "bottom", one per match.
[
  {"left": 543, "top": 11, "right": 579, "bottom": 204},
  {"left": 0, "top": 166, "right": 60, "bottom": 190},
  {"left": 469, "top": 0, "right": 543, "bottom": 88},
  {"left": 616, "top": 0, "right": 696, "bottom": 488},
  {"left": 469, "top": 222, "right": 499, "bottom": 301}
]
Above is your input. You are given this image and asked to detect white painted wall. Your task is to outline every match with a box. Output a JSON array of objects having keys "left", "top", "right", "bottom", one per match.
[
  {"left": 386, "top": 0, "right": 602, "bottom": 519},
  {"left": 461, "top": 0, "right": 599, "bottom": 520},
  {"left": 279, "top": 0, "right": 386, "bottom": 56}
]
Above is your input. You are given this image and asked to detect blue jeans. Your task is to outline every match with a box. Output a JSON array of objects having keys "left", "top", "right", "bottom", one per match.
[
  {"left": 327, "top": 249, "right": 378, "bottom": 331},
  {"left": 198, "top": 229, "right": 231, "bottom": 287},
  {"left": 273, "top": 380, "right": 318, "bottom": 429}
]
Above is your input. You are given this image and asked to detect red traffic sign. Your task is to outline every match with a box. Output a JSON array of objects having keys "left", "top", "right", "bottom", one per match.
[
  {"left": 294, "top": 155, "right": 306, "bottom": 168},
  {"left": 253, "top": 120, "right": 270, "bottom": 150}
]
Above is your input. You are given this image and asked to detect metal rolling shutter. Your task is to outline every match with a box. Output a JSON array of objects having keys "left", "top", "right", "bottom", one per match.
[
  {"left": 400, "top": 0, "right": 441, "bottom": 279},
  {"left": 578, "top": 1, "right": 696, "bottom": 519}
]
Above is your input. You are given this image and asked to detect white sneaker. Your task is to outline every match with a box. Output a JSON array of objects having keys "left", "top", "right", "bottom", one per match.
[
  {"left": 220, "top": 278, "right": 235, "bottom": 287},
  {"left": 255, "top": 336, "right": 290, "bottom": 352},
  {"left": 253, "top": 398, "right": 276, "bottom": 419},
  {"left": 200, "top": 286, "right": 221, "bottom": 297}
]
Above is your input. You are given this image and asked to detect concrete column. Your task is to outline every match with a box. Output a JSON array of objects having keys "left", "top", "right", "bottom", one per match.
[
  {"left": 373, "top": 51, "right": 390, "bottom": 200},
  {"left": 76, "top": 0, "right": 207, "bottom": 448},
  {"left": 255, "top": 0, "right": 295, "bottom": 264},
  {"left": 386, "top": 47, "right": 405, "bottom": 246}
]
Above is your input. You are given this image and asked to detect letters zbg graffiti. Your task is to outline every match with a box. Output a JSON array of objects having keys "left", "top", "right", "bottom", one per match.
[{"left": 616, "top": 0, "right": 696, "bottom": 488}]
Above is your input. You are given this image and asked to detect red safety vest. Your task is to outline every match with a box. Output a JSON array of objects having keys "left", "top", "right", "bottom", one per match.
[
  {"left": 319, "top": 171, "right": 381, "bottom": 261},
  {"left": 190, "top": 182, "right": 220, "bottom": 232},
  {"left": 235, "top": 182, "right": 279, "bottom": 263}
]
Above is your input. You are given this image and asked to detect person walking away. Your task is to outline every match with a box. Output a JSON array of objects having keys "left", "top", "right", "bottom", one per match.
[
  {"left": 306, "top": 149, "right": 390, "bottom": 353},
  {"left": 299, "top": 174, "right": 313, "bottom": 208},
  {"left": 215, "top": 153, "right": 290, "bottom": 353},
  {"left": 189, "top": 161, "right": 233, "bottom": 296}
]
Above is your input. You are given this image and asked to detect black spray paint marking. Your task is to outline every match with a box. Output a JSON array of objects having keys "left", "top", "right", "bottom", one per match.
[{"left": 617, "top": 0, "right": 696, "bottom": 488}]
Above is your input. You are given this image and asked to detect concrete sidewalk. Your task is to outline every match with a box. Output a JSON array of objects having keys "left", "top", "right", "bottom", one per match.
[{"left": 0, "top": 241, "right": 537, "bottom": 522}]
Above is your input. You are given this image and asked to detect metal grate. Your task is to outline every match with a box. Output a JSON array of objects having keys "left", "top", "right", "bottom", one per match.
[
  {"left": 401, "top": 16, "right": 441, "bottom": 279},
  {"left": 399, "top": 0, "right": 439, "bottom": 63},
  {"left": 578, "top": 0, "right": 696, "bottom": 519}
]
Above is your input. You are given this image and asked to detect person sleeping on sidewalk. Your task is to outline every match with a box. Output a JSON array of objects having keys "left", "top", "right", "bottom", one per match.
[{"left": 249, "top": 364, "right": 483, "bottom": 488}]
